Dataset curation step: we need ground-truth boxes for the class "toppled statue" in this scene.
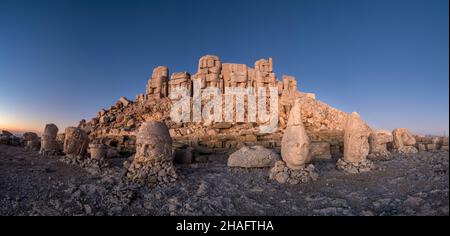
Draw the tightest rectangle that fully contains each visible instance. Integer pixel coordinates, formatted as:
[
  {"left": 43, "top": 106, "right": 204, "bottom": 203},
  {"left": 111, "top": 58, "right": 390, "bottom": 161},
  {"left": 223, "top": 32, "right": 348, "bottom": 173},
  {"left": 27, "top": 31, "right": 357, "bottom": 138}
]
[
  {"left": 63, "top": 127, "right": 89, "bottom": 159},
  {"left": 271, "top": 99, "right": 318, "bottom": 184},
  {"left": 367, "top": 129, "right": 393, "bottom": 160},
  {"left": 392, "top": 128, "right": 418, "bottom": 155},
  {"left": 126, "top": 121, "right": 177, "bottom": 186},
  {"left": 336, "top": 112, "right": 375, "bottom": 173},
  {"left": 40, "top": 124, "right": 59, "bottom": 155}
]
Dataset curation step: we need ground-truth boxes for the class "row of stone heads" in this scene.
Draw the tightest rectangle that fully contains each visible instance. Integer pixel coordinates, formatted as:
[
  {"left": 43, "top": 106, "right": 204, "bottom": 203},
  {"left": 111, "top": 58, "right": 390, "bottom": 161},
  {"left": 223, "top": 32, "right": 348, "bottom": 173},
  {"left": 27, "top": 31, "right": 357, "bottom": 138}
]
[{"left": 7, "top": 124, "right": 107, "bottom": 160}]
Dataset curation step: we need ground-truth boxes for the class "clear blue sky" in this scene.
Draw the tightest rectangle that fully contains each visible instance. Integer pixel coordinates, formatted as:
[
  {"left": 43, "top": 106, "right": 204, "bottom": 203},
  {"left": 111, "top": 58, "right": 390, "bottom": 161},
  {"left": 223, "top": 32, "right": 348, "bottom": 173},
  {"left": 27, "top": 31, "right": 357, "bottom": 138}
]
[{"left": 0, "top": 0, "right": 448, "bottom": 135}]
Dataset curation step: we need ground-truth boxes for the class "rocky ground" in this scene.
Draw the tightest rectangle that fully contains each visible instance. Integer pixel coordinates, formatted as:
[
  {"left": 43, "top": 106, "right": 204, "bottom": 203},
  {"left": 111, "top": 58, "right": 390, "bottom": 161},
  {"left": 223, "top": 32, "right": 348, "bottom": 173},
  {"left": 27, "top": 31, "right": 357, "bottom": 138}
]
[{"left": 0, "top": 144, "right": 448, "bottom": 216}]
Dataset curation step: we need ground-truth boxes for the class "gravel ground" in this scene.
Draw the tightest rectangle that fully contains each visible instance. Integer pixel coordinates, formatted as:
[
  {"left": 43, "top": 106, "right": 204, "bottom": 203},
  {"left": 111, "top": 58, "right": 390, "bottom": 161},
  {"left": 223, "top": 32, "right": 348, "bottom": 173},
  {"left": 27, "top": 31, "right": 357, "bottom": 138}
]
[{"left": 0, "top": 144, "right": 448, "bottom": 216}]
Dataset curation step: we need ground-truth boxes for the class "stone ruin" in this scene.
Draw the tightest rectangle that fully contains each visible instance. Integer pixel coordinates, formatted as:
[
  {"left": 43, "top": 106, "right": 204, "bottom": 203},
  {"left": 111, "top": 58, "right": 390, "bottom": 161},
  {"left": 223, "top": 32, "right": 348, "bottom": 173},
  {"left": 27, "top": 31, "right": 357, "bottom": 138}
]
[
  {"left": 2, "top": 55, "right": 448, "bottom": 186},
  {"left": 81, "top": 55, "right": 347, "bottom": 161}
]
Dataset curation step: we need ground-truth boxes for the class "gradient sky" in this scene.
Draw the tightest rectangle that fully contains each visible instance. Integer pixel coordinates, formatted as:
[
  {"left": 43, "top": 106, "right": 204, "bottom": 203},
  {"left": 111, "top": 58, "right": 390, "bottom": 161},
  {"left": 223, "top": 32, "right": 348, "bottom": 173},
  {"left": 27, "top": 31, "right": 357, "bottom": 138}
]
[{"left": 0, "top": 0, "right": 448, "bottom": 135}]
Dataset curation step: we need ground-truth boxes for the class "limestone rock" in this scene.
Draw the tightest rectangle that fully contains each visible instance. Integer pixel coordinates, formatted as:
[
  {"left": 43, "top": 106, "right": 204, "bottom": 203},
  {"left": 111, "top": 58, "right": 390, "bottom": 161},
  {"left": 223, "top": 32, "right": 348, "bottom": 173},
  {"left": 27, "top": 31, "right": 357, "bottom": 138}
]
[
  {"left": 397, "top": 146, "right": 418, "bottom": 155},
  {"left": 393, "top": 128, "right": 417, "bottom": 150},
  {"left": 343, "top": 112, "right": 371, "bottom": 163},
  {"left": 310, "top": 142, "right": 332, "bottom": 160},
  {"left": 40, "top": 124, "right": 59, "bottom": 155},
  {"left": 368, "top": 129, "right": 393, "bottom": 160},
  {"left": 64, "top": 127, "right": 89, "bottom": 158},
  {"left": 336, "top": 158, "right": 375, "bottom": 174},
  {"left": 281, "top": 99, "right": 311, "bottom": 169},
  {"left": 269, "top": 160, "right": 318, "bottom": 184},
  {"left": 227, "top": 145, "right": 280, "bottom": 168}
]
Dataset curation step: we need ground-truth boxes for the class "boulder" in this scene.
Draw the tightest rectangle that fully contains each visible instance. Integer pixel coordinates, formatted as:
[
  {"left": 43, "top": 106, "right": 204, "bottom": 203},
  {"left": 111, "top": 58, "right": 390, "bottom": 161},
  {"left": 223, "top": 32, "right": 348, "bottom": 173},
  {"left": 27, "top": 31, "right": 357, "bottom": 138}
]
[
  {"left": 392, "top": 128, "right": 416, "bottom": 148},
  {"left": 227, "top": 145, "right": 280, "bottom": 168}
]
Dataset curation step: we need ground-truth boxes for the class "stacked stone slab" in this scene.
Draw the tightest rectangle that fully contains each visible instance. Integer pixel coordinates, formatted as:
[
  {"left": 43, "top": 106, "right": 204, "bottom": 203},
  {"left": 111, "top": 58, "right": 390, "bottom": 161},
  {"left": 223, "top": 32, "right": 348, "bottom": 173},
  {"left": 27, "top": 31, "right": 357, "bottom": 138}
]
[
  {"left": 146, "top": 66, "right": 169, "bottom": 99},
  {"left": 40, "top": 124, "right": 59, "bottom": 155},
  {"left": 126, "top": 121, "right": 177, "bottom": 186},
  {"left": 336, "top": 112, "right": 375, "bottom": 173}
]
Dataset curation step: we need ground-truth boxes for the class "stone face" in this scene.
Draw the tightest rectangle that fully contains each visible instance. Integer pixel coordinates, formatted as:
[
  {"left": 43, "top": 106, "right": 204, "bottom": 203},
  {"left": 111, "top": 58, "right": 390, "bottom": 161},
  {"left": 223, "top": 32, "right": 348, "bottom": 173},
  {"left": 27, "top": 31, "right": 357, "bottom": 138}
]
[
  {"left": 64, "top": 127, "right": 89, "bottom": 158},
  {"left": 336, "top": 158, "right": 375, "bottom": 174},
  {"left": 310, "top": 142, "right": 332, "bottom": 160},
  {"left": 227, "top": 146, "right": 280, "bottom": 168},
  {"left": 126, "top": 121, "right": 177, "bottom": 186},
  {"left": 134, "top": 121, "right": 172, "bottom": 163},
  {"left": 343, "top": 112, "right": 371, "bottom": 163},
  {"left": 22, "top": 132, "right": 40, "bottom": 151},
  {"left": 281, "top": 99, "right": 311, "bottom": 169},
  {"left": 368, "top": 129, "right": 393, "bottom": 160},
  {"left": 40, "top": 124, "right": 59, "bottom": 155}
]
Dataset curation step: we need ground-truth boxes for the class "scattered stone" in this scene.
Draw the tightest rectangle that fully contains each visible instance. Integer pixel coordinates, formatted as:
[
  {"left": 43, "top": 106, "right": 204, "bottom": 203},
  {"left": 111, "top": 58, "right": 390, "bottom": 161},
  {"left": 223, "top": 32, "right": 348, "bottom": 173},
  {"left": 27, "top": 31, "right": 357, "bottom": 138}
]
[
  {"left": 269, "top": 160, "right": 318, "bottom": 184},
  {"left": 227, "top": 145, "right": 279, "bottom": 168},
  {"left": 336, "top": 158, "right": 375, "bottom": 174}
]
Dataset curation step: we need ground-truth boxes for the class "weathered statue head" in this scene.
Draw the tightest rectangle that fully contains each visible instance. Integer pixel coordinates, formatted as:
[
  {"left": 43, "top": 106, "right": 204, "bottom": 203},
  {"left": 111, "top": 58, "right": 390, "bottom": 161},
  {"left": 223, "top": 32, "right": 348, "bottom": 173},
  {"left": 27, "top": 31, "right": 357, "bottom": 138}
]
[
  {"left": 135, "top": 121, "right": 173, "bottom": 163},
  {"left": 64, "top": 127, "right": 89, "bottom": 157}
]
